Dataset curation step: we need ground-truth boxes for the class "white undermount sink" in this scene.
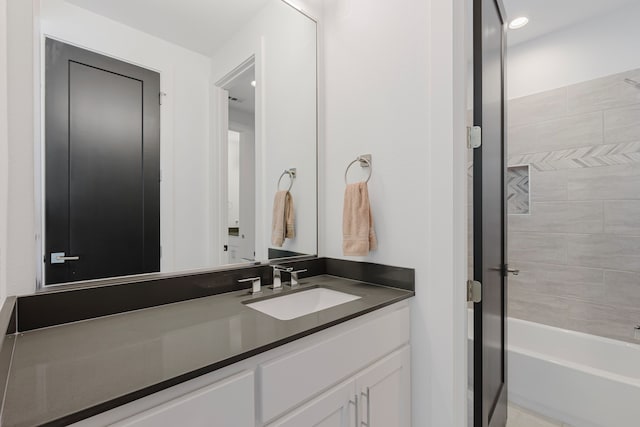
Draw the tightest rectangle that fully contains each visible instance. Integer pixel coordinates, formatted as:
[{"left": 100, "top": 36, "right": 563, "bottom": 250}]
[{"left": 245, "top": 288, "right": 361, "bottom": 320}]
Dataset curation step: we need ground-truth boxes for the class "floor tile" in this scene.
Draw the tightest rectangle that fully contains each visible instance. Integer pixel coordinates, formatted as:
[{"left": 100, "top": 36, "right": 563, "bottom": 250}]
[{"left": 507, "top": 404, "right": 564, "bottom": 427}]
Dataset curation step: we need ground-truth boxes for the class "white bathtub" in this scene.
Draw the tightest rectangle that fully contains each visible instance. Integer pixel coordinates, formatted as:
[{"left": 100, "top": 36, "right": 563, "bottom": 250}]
[{"left": 507, "top": 318, "right": 640, "bottom": 427}]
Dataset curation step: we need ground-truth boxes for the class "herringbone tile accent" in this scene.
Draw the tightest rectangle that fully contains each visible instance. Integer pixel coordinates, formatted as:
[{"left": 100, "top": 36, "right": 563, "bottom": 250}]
[
  {"left": 508, "top": 165, "right": 530, "bottom": 214},
  {"left": 509, "top": 141, "right": 640, "bottom": 171}
]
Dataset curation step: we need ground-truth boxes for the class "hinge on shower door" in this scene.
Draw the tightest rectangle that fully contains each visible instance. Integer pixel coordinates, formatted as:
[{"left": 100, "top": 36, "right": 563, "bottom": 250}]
[
  {"left": 467, "top": 280, "right": 482, "bottom": 303},
  {"left": 467, "top": 126, "right": 482, "bottom": 149}
]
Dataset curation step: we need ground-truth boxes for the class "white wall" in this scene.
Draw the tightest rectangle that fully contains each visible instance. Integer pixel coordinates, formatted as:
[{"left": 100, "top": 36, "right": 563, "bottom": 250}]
[
  {"left": 322, "top": 0, "right": 468, "bottom": 425},
  {"left": 211, "top": 0, "right": 318, "bottom": 259},
  {"left": 5, "top": 0, "right": 37, "bottom": 297},
  {"left": 38, "top": 0, "right": 214, "bottom": 276},
  {"left": 0, "top": 0, "right": 9, "bottom": 306},
  {"left": 508, "top": 1, "right": 640, "bottom": 99}
]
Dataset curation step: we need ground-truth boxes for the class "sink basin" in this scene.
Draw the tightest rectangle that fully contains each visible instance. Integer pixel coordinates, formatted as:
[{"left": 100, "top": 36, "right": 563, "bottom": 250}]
[{"left": 245, "top": 288, "right": 361, "bottom": 320}]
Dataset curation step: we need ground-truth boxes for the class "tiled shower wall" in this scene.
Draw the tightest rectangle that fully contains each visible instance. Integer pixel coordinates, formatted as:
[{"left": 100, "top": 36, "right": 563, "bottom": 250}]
[{"left": 507, "top": 68, "right": 640, "bottom": 343}]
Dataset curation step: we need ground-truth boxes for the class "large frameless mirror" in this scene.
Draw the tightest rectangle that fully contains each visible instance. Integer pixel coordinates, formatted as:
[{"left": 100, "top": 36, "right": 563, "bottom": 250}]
[{"left": 38, "top": 0, "right": 317, "bottom": 286}]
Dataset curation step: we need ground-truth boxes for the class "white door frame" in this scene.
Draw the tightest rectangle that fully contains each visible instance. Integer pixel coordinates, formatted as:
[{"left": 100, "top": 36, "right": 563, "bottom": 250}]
[
  {"left": 212, "top": 56, "right": 257, "bottom": 267},
  {"left": 228, "top": 122, "right": 256, "bottom": 263}
]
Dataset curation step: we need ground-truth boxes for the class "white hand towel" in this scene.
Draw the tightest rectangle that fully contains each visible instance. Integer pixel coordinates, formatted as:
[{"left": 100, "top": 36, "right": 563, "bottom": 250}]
[
  {"left": 271, "top": 190, "right": 295, "bottom": 247},
  {"left": 343, "top": 182, "right": 377, "bottom": 256}
]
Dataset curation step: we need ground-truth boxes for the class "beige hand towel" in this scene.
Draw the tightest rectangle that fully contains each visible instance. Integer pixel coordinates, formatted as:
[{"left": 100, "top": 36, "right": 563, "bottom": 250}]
[
  {"left": 271, "top": 190, "right": 295, "bottom": 247},
  {"left": 343, "top": 182, "right": 377, "bottom": 256}
]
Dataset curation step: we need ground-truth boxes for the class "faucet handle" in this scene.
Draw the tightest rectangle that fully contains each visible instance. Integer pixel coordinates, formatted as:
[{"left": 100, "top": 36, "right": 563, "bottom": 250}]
[
  {"left": 290, "top": 269, "right": 308, "bottom": 288},
  {"left": 239, "top": 277, "right": 262, "bottom": 295},
  {"left": 272, "top": 264, "right": 294, "bottom": 272}
]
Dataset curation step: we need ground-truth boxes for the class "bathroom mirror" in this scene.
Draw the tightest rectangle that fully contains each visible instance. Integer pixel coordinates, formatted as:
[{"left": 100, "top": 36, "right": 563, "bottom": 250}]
[{"left": 38, "top": 0, "right": 317, "bottom": 286}]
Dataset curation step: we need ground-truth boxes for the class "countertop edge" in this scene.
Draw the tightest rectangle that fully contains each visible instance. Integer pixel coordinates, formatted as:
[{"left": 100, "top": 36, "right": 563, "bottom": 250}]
[{"left": 39, "top": 291, "right": 414, "bottom": 427}]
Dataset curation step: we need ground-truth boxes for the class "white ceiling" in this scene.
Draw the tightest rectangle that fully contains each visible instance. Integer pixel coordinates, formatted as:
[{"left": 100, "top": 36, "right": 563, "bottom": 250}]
[
  {"left": 503, "top": 0, "right": 637, "bottom": 46},
  {"left": 65, "top": 0, "right": 273, "bottom": 57},
  {"left": 226, "top": 66, "right": 256, "bottom": 115}
]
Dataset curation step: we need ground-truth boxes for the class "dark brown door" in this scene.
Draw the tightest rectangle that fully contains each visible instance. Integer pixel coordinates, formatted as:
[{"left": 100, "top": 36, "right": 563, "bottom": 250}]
[
  {"left": 45, "top": 38, "right": 160, "bottom": 285},
  {"left": 473, "top": 0, "right": 508, "bottom": 426}
]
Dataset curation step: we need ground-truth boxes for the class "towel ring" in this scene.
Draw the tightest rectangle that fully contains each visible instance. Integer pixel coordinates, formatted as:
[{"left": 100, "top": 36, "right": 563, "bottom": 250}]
[
  {"left": 277, "top": 169, "right": 296, "bottom": 192},
  {"left": 344, "top": 156, "right": 372, "bottom": 184}
]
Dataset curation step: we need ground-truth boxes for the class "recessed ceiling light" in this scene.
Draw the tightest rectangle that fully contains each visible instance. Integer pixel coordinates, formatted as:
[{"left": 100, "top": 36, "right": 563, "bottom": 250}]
[
  {"left": 509, "top": 17, "right": 529, "bottom": 30},
  {"left": 251, "top": 80, "right": 256, "bottom": 87}
]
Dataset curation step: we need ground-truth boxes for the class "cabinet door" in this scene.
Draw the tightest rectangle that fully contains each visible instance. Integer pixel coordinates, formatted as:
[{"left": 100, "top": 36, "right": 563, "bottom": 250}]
[
  {"left": 355, "top": 345, "right": 411, "bottom": 427},
  {"left": 267, "top": 379, "right": 356, "bottom": 427},
  {"left": 110, "top": 371, "right": 254, "bottom": 427},
  {"left": 260, "top": 306, "right": 410, "bottom": 422}
]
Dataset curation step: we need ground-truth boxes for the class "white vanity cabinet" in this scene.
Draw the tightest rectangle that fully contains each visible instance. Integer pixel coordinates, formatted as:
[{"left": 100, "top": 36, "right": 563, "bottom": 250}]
[
  {"left": 354, "top": 345, "right": 411, "bottom": 427},
  {"left": 73, "top": 302, "right": 410, "bottom": 427},
  {"left": 110, "top": 371, "right": 254, "bottom": 427},
  {"left": 266, "top": 379, "right": 357, "bottom": 427},
  {"left": 258, "top": 305, "right": 410, "bottom": 423},
  {"left": 267, "top": 345, "right": 411, "bottom": 427},
  {"left": 72, "top": 371, "right": 255, "bottom": 427}
]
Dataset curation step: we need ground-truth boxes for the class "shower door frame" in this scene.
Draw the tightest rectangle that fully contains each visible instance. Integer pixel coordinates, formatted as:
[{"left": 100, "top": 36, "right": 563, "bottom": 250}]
[{"left": 472, "top": 0, "right": 509, "bottom": 425}]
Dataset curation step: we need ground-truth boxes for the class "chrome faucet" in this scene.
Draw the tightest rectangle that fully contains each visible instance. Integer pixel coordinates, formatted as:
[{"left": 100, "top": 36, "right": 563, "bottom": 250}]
[
  {"left": 239, "top": 276, "right": 262, "bottom": 295},
  {"left": 290, "top": 269, "right": 307, "bottom": 288},
  {"left": 271, "top": 265, "right": 293, "bottom": 290}
]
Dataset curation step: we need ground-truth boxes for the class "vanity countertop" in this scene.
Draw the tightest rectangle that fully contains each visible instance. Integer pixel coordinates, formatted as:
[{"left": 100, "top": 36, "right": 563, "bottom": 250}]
[{"left": 2, "top": 275, "right": 413, "bottom": 427}]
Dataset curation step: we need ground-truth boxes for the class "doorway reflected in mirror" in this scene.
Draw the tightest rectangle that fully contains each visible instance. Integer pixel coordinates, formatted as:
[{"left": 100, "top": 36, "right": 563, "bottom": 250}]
[{"left": 39, "top": 0, "right": 317, "bottom": 286}]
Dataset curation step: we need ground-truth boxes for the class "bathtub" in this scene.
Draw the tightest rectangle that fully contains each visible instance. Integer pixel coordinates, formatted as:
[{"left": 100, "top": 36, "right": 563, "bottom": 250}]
[{"left": 507, "top": 318, "right": 640, "bottom": 427}]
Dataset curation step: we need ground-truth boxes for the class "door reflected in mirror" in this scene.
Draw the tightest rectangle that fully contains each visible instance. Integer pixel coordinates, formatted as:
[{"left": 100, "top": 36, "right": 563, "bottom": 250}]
[
  {"left": 224, "top": 63, "right": 256, "bottom": 265},
  {"left": 39, "top": 0, "right": 317, "bottom": 286}
]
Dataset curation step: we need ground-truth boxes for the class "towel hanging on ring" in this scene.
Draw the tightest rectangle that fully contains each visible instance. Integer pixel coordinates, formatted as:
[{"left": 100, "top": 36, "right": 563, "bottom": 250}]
[
  {"left": 343, "top": 156, "right": 376, "bottom": 256},
  {"left": 271, "top": 169, "right": 296, "bottom": 247}
]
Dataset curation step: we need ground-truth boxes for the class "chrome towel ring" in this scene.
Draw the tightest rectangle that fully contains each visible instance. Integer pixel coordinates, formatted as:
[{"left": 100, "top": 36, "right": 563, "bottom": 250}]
[
  {"left": 344, "top": 155, "right": 372, "bottom": 184},
  {"left": 277, "top": 168, "right": 297, "bottom": 192}
]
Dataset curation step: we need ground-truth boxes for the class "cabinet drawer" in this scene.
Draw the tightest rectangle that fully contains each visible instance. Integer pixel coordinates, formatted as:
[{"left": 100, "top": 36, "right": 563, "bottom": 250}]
[
  {"left": 259, "top": 306, "right": 410, "bottom": 422},
  {"left": 73, "top": 371, "right": 255, "bottom": 427},
  {"left": 266, "top": 378, "right": 356, "bottom": 427},
  {"left": 111, "top": 371, "right": 254, "bottom": 427}
]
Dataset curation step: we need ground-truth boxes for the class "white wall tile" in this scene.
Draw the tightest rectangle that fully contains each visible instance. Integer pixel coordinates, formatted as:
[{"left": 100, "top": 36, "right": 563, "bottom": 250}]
[
  {"left": 509, "top": 88, "right": 567, "bottom": 128},
  {"left": 568, "top": 164, "right": 640, "bottom": 201},
  {"left": 509, "top": 112, "right": 603, "bottom": 156},
  {"left": 509, "top": 232, "right": 568, "bottom": 264},
  {"left": 604, "top": 103, "right": 640, "bottom": 144},
  {"left": 567, "top": 234, "right": 640, "bottom": 273},
  {"left": 530, "top": 169, "right": 568, "bottom": 202},
  {"left": 566, "top": 299, "right": 640, "bottom": 343},
  {"left": 509, "top": 201, "right": 603, "bottom": 234},
  {"left": 567, "top": 69, "right": 640, "bottom": 114},
  {"left": 604, "top": 201, "right": 640, "bottom": 234}
]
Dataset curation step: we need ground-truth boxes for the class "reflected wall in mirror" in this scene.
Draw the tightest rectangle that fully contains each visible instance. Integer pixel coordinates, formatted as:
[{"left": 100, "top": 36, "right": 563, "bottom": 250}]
[{"left": 39, "top": 0, "right": 317, "bottom": 286}]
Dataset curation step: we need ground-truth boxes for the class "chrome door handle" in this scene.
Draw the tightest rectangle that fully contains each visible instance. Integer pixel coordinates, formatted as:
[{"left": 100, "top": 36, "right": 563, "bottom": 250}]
[
  {"left": 361, "top": 388, "right": 370, "bottom": 426},
  {"left": 506, "top": 268, "right": 520, "bottom": 276},
  {"left": 349, "top": 394, "right": 359, "bottom": 427},
  {"left": 50, "top": 252, "right": 80, "bottom": 264}
]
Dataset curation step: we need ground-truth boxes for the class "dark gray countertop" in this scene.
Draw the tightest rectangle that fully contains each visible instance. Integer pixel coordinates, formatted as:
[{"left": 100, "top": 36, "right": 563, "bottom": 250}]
[{"left": 2, "top": 275, "right": 413, "bottom": 427}]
